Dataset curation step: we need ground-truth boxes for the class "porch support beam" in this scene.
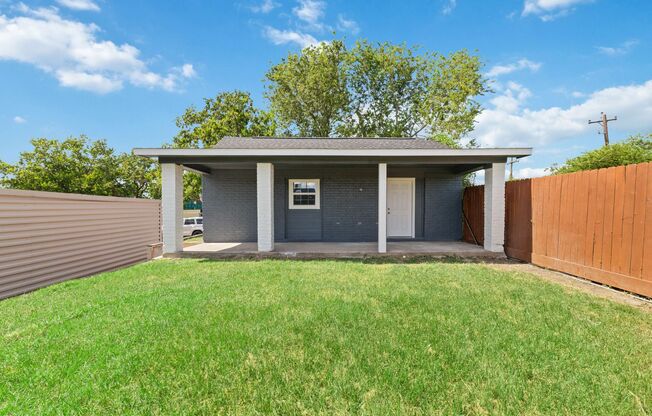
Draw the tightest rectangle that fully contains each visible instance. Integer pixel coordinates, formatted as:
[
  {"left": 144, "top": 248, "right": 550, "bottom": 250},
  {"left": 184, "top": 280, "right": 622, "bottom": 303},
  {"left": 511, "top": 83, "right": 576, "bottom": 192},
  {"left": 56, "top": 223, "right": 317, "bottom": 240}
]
[
  {"left": 378, "top": 163, "right": 387, "bottom": 253},
  {"left": 256, "top": 162, "right": 275, "bottom": 252},
  {"left": 161, "top": 163, "right": 184, "bottom": 254},
  {"left": 484, "top": 162, "right": 506, "bottom": 253}
]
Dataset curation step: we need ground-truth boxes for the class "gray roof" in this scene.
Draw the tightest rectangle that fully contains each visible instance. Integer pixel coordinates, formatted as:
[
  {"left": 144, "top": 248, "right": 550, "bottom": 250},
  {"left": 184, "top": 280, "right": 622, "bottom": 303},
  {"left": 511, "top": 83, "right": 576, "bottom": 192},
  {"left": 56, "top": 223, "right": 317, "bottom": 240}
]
[{"left": 213, "top": 136, "right": 451, "bottom": 150}]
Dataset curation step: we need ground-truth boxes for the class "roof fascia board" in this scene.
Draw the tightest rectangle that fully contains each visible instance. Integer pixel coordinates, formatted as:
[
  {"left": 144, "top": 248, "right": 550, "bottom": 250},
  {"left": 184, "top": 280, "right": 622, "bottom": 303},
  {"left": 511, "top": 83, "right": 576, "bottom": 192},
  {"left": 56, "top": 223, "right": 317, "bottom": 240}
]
[{"left": 134, "top": 147, "right": 532, "bottom": 158}]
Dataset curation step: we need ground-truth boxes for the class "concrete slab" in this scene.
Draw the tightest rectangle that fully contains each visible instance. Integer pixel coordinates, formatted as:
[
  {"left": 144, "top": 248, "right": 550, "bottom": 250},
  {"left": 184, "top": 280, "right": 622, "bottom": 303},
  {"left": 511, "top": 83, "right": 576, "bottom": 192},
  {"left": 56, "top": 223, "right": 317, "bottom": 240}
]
[{"left": 174, "top": 241, "right": 501, "bottom": 259}]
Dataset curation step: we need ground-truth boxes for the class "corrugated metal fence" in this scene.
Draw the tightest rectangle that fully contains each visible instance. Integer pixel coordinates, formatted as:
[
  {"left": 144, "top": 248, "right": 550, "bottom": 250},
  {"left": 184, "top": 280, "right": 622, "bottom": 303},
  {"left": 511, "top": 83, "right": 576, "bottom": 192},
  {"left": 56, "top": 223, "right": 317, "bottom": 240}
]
[
  {"left": 0, "top": 189, "right": 161, "bottom": 299},
  {"left": 463, "top": 162, "right": 652, "bottom": 298}
]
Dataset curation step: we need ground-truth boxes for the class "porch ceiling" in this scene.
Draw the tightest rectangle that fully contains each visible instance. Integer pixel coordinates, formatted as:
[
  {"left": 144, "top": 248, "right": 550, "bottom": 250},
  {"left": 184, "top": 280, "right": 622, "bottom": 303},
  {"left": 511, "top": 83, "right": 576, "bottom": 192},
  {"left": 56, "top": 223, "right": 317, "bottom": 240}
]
[{"left": 167, "top": 157, "right": 505, "bottom": 175}]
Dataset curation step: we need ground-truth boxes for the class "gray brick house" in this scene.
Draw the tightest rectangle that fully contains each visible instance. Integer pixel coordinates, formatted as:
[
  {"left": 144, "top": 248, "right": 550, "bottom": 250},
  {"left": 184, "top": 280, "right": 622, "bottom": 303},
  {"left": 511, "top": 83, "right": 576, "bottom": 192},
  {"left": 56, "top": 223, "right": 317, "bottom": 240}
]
[{"left": 135, "top": 137, "right": 531, "bottom": 254}]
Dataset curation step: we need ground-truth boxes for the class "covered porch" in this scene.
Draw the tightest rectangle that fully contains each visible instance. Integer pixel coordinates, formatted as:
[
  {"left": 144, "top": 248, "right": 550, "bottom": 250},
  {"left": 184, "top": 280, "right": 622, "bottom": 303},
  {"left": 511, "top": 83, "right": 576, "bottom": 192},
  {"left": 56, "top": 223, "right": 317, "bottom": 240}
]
[
  {"left": 178, "top": 240, "right": 501, "bottom": 259},
  {"left": 134, "top": 138, "right": 532, "bottom": 256}
]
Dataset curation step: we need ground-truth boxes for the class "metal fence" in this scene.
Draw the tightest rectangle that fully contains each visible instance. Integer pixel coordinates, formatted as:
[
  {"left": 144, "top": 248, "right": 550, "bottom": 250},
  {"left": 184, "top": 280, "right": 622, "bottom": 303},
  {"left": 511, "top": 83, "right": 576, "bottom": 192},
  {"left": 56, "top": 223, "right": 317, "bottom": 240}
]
[{"left": 0, "top": 189, "right": 161, "bottom": 299}]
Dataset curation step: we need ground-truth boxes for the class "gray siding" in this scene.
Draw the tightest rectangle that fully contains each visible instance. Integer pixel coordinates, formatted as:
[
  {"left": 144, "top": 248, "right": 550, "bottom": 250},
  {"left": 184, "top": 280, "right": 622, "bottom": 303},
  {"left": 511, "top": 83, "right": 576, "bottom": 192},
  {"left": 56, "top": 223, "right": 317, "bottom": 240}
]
[{"left": 202, "top": 166, "right": 462, "bottom": 243}]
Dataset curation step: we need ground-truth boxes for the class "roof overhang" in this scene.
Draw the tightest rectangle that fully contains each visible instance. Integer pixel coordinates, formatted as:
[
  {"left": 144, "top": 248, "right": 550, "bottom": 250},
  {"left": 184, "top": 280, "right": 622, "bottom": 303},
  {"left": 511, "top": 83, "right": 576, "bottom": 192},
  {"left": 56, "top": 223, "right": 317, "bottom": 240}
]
[
  {"left": 133, "top": 147, "right": 532, "bottom": 175},
  {"left": 134, "top": 147, "right": 532, "bottom": 158}
]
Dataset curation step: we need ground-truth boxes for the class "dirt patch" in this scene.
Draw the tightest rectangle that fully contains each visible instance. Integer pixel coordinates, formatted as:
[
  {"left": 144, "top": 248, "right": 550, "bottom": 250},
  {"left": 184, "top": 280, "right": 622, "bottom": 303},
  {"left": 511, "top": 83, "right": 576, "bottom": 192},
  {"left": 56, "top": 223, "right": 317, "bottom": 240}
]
[{"left": 486, "top": 262, "right": 652, "bottom": 312}]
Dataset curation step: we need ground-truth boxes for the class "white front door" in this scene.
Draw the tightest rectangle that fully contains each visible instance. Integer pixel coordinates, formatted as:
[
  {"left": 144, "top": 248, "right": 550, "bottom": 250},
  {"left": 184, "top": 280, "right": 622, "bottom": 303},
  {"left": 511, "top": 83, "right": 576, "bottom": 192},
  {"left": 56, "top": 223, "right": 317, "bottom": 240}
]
[{"left": 387, "top": 178, "right": 415, "bottom": 238}]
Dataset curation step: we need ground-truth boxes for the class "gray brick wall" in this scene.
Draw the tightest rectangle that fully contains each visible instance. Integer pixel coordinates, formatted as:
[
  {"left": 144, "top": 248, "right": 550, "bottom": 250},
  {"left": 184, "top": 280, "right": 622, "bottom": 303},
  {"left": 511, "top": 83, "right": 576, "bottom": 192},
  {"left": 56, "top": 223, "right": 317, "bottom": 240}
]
[
  {"left": 202, "top": 169, "right": 257, "bottom": 242},
  {"left": 424, "top": 173, "right": 463, "bottom": 241},
  {"left": 202, "top": 165, "right": 463, "bottom": 242}
]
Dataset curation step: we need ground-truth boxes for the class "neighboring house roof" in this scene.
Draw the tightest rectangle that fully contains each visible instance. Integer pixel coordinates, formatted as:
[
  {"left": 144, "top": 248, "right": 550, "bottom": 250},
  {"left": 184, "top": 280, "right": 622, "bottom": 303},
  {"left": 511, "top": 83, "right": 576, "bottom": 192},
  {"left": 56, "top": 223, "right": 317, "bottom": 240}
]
[{"left": 213, "top": 136, "right": 451, "bottom": 150}]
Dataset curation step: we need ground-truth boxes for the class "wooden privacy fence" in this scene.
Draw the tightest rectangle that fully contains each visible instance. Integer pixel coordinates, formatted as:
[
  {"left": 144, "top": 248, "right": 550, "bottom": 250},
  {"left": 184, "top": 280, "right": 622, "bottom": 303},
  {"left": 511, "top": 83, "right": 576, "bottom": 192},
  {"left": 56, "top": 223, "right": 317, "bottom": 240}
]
[
  {"left": 0, "top": 189, "right": 161, "bottom": 299},
  {"left": 463, "top": 180, "right": 533, "bottom": 261},
  {"left": 463, "top": 162, "right": 652, "bottom": 298}
]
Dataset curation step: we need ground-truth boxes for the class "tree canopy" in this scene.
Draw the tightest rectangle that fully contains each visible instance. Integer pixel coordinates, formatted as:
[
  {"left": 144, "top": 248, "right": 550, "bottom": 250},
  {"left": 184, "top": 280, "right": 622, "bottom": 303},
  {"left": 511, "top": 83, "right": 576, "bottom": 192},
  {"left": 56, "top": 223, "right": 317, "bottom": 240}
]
[
  {"left": 172, "top": 90, "right": 276, "bottom": 148},
  {"left": 551, "top": 134, "right": 652, "bottom": 174},
  {"left": 264, "top": 39, "right": 488, "bottom": 143},
  {"left": 0, "top": 136, "right": 160, "bottom": 198}
]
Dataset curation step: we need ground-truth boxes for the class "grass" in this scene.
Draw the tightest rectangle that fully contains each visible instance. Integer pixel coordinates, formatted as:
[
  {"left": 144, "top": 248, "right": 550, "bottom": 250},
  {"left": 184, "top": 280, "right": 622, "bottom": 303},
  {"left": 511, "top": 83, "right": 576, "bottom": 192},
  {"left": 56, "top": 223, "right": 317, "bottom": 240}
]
[{"left": 1, "top": 259, "right": 651, "bottom": 415}]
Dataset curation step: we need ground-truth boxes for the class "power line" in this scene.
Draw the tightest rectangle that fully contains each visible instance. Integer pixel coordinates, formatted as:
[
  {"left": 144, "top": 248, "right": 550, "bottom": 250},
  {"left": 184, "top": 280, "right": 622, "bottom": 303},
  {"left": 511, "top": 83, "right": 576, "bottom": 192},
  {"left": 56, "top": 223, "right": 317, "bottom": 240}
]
[
  {"left": 507, "top": 157, "right": 519, "bottom": 181},
  {"left": 588, "top": 112, "right": 617, "bottom": 146}
]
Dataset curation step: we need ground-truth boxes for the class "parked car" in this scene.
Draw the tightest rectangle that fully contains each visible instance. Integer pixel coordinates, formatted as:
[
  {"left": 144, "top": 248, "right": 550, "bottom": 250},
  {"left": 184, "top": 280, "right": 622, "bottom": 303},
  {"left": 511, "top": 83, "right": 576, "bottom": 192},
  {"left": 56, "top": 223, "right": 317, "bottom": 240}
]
[{"left": 183, "top": 217, "right": 203, "bottom": 237}]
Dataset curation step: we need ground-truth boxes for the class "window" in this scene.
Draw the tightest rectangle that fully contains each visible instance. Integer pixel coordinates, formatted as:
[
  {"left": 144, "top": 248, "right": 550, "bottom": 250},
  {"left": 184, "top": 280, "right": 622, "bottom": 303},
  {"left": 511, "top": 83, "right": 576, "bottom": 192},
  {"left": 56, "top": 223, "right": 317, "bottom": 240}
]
[
  {"left": 184, "top": 219, "right": 195, "bottom": 225},
  {"left": 289, "top": 179, "right": 320, "bottom": 209},
  {"left": 196, "top": 218, "right": 203, "bottom": 225}
]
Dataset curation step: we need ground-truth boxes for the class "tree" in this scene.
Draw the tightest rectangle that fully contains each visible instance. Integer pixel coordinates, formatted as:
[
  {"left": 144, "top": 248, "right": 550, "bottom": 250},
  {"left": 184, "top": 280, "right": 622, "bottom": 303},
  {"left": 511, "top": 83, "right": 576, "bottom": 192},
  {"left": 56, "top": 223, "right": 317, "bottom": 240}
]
[
  {"left": 173, "top": 90, "right": 276, "bottom": 148},
  {"left": 264, "top": 39, "right": 488, "bottom": 143},
  {"left": 172, "top": 90, "right": 276, "bottom": 201},
  {"left": 342, "top": 43, "right": 487, "bottom": 141},
  {"left": 265, "top": 40, "right": 349, "bottom": 137},
  {"left": 550, "top": 134, "right": 652, "bottom": 174},
  {"left": 0, "top": 136, "right": 160, "bottom": 198},
  {"left": 117, "top": 153, "right": 161, "bottom": 199}
]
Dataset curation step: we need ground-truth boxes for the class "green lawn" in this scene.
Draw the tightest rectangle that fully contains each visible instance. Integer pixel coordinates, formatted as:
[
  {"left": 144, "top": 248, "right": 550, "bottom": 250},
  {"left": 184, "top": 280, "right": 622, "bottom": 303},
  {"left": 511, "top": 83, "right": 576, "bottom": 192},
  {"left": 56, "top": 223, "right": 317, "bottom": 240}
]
[{"left": 1, "top": 260, "right": 651, "bottom": 415}]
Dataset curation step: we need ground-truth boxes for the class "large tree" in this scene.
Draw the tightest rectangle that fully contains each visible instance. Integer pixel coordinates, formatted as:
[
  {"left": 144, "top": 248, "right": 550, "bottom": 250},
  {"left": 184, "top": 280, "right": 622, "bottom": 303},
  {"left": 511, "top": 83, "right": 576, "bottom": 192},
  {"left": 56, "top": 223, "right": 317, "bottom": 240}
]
[
  {"left": 265, "top": 40, "right": 349, "bottom": 137},
  {"left": 264, "top": 40, "right": 488, "bottom": 144},
  {"left": 173, "top": 90, "right": 276, "bottom": 148},
  {"left": 0, "top": 136, "right": 159, "bottom": 198}
]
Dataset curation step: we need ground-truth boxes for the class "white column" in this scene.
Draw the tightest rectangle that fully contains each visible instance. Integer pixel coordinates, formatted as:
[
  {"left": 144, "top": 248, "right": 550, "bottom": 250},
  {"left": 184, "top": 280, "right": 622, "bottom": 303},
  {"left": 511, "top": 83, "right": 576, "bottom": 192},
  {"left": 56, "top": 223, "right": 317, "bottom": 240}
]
[
  {"left": 161, "top": 163, "right": 184, "bottom": 254},
  {"left": 378, "top": 163, "right": 387, "bottom": 253},
  {"left": 484, "top": 162, "right": 506, "bottom": 253},
  {"left": 257, "top": 163, "right": 274, "bottom": 252}
]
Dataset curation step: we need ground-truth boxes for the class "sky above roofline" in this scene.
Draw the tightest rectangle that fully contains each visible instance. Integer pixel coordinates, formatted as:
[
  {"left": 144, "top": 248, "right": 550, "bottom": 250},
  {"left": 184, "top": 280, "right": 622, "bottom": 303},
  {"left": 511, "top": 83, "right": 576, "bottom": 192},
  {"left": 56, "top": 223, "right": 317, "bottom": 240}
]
[{"left": 1, "top": 0, "right": 651, "bottom": 180}]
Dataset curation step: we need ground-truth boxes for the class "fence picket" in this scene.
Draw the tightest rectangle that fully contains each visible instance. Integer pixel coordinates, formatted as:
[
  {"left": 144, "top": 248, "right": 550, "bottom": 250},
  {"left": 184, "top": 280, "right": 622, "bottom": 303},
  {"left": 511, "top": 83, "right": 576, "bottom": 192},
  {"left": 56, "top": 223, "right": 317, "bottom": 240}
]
[{"left": 462, "top": 161, "right": 652, "bottom": 297}]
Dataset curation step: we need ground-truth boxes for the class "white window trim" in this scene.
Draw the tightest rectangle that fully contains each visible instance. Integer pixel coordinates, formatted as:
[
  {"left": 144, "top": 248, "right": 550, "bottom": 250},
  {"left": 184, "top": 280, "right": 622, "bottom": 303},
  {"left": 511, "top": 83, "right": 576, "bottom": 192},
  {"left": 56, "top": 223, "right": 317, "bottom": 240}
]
[{"left": 288, "top": 179, "right": 320, "bottom": 209}]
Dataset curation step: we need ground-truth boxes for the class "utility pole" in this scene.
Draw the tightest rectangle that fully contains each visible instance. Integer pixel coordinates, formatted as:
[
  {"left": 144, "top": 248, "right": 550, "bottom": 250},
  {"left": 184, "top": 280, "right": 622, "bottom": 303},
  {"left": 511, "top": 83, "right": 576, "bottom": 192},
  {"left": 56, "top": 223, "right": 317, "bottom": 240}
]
[
  {"left": 507, "top": 157, "right": 519, "bottom": 181},
  {"left": 588, "top": 112, "right": 617, "bottom": 146}
]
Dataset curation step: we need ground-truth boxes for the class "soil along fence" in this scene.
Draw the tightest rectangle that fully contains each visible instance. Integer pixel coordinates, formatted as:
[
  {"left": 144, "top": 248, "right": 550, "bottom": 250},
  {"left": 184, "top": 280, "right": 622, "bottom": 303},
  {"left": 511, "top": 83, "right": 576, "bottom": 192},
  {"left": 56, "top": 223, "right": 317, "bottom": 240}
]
[
  {"left": 0, "top": 189, "right": 161, "bottom": 299},
  {"left": 463, "top": 162, "right": 652, "bottom": 298}
]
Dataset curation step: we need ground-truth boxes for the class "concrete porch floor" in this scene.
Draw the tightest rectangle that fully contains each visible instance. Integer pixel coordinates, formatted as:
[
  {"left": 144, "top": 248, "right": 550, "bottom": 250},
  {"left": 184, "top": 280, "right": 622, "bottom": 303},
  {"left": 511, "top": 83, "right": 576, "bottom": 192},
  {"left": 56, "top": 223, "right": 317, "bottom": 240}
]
[{"left": 174, "top": 241, "right": 502, "bottom": 259}]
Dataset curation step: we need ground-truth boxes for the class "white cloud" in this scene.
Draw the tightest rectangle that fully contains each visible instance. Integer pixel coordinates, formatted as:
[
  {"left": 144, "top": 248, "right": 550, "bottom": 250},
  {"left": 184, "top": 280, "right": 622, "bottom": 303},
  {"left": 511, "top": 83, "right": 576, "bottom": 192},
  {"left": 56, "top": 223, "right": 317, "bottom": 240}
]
[
  {"left": 597, "top": 39, "right": 639, "bottom": 56},
  {"left": 486, "top": 59, "right": 541, "bottom": 78},
  {"left": 336, "top": 14, "right": 359, "bottom": 34},
  {"left": 13, "top": 115, "right": 26, "bottom": 123},
  {"left": 442, "top": 0, "right": 457, "bottom": 15},
  {"left": 180, "top": 63, "right": 196, "bottom": 78},
  {"left": 0, "top": 5, "right": 194, "bottom": 93},
  {"left": 250, "top": 0, "right": 279, "bottom": 13},
  {"left": 263, "top": 26, "right": 319, "bottom": 48},
  {"left": 55, "top": 0, "right": 100, "bottom": 12},
  {"left": 472, "top": 79, "right": 652, "bottom": 148},
  {"left": 522, "top": 0, "right": 593, "bottom": 21},
  {"left": 293, "top": 0, "right": 325, "bottom": 25},
  {"left": 489, "top": 81, "right": 532, "bottom": 113},
  {"left": 514, "top": 167, "right": 549, "bottom": 179},
  {"left": 56, "top": 69, "right": 122, "bottom": 93}
]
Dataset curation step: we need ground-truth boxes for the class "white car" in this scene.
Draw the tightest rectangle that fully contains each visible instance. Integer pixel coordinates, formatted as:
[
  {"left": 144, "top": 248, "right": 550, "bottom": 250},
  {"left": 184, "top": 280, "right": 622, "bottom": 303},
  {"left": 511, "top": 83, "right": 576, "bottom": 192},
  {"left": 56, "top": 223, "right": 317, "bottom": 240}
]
[{"left": 183, "top": 217, "right": 203, "bottom": 237}]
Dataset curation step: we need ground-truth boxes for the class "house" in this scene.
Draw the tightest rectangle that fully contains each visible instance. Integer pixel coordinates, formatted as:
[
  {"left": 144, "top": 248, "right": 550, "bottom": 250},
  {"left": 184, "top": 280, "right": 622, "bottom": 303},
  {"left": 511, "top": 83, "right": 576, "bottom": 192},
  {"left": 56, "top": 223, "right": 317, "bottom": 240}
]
[{"left": 134, "top": 137, "right": 531, "bottom": 255}]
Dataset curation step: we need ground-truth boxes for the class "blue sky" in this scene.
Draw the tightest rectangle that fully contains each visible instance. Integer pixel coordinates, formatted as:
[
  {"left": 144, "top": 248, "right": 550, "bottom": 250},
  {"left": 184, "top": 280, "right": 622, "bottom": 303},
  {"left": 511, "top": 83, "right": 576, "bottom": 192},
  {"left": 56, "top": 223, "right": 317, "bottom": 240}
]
[{"left": 1, "top": 0, "right": 651, "bottom": 178}]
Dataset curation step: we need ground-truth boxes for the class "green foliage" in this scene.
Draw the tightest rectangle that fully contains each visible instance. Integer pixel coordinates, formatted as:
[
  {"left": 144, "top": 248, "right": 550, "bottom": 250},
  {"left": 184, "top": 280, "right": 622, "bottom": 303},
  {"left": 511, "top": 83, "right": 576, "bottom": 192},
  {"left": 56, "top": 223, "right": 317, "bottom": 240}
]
[
  {"left": 2, "top": 259, "right": 652, "bottom": 414},
  {"left": 173, "top": 90, "right": 276, "bottom": 148},
  {"left": 551, "top": 134, "right": 652, "bottom": 174},
  {"left": 265, "top": 40, "right": 350, "bottom": 137},
  {"left": 172, "top": 90, "right": 277, "bottom": 200},
  {"left": 341, "top": 43, "right": 488, "bottom": 142},
  {"left": 264, "top": 39, "right": 488, "bottom": 144},
  {"left": 0, "top": 136, "right": 160, "bottom": 198}
]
